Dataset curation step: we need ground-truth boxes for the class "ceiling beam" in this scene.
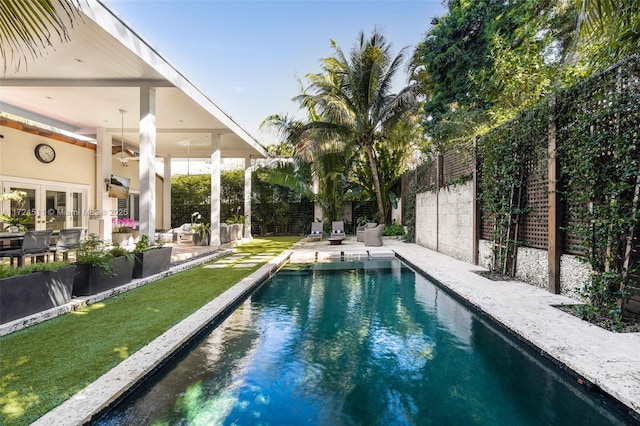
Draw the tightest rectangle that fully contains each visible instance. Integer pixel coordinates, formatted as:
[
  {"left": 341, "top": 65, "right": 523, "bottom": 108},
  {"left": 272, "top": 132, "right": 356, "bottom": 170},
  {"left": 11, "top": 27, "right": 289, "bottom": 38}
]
[{"left": 0, "top": 79, "right": 174, "bottom": 88}]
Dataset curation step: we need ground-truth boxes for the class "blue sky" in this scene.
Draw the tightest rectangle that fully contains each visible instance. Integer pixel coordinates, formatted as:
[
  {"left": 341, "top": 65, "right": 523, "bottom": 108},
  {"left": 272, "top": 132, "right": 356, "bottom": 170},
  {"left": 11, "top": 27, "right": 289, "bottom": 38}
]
[{"left": 102, "top": 0, "right": 446, "bottom": 147}]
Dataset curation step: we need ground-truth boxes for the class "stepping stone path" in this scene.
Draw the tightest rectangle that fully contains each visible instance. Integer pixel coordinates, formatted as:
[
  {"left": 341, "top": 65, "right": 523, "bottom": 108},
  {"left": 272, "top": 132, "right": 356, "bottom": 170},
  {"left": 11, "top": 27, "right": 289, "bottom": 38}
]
[{"left": 202, "top": 251, "right": 276, "bottom": 269}]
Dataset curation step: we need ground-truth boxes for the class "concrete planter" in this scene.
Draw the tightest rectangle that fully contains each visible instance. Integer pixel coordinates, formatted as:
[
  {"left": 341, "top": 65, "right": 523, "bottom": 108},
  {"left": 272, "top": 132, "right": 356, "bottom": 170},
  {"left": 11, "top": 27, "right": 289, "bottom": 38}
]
[
  {"left": 111, "top": 233, "right": 132, "bottom": 246},
  {"left": 0, "top": 265, "right": 76, "bottom": 324},
  {"left": 133, "top": 246, "right": 172, "bottom": 278},
  {"left": 73, "top": 256, "right": 134, "bottom": 296},
  {"left": 193, "top": 233, "right": 210, "bottom": 246}
]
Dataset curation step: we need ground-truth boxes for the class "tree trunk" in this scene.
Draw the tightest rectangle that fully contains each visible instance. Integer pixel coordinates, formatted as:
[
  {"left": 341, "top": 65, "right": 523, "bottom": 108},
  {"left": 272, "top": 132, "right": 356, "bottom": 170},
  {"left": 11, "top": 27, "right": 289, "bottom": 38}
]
[{"left": 365, "top": 141, "right": 386, "bottom": 223}]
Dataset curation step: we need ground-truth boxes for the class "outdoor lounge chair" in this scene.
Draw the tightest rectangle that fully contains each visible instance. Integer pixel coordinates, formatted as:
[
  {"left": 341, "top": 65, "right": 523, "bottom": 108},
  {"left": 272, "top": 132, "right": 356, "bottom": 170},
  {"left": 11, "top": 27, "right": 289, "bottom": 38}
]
[
  {"left": 0, "top": 230, "right": 53, "bottom": 267},
  {"left": 364, "top": 224, "right": 385, "bottom": 247},
  {"left": 308, "top": 222, "right": 324, "bottom": 241},
  {"left": 173, "top": 223, "right": 196, "bottom": 244},
  {"left": 50, "top": 228, "right": 83, "bottom": 261},
  {"left": 356, "top": 222, "right": 377, "bottom": 242},
  {"left": 331, "top": 221, "right": 346, "bottom": 240}
]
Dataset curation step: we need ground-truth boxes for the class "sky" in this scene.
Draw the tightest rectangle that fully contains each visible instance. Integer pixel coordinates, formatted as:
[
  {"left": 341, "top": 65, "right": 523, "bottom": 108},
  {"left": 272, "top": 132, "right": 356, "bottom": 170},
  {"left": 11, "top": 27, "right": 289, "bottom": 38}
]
[{"left": 102, "top": 0, "right": 447, "bottom": 149}]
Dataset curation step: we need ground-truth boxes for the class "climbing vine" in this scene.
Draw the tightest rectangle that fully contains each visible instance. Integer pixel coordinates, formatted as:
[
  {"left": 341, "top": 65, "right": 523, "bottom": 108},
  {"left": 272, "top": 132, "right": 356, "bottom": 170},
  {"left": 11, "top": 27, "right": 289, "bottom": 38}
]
[
  {"left": 557, "top": 56, "right": 640, "bottom": 323},
  {"left": 477, "top": 103, "right": 548, "bottom": 275}
]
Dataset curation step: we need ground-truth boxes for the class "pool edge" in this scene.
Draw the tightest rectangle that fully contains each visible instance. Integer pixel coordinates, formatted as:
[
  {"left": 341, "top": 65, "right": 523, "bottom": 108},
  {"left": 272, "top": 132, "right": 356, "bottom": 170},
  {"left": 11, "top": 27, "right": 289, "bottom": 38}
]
[{"left": 31, "top": 250, "right": 293, "bottom": 426}]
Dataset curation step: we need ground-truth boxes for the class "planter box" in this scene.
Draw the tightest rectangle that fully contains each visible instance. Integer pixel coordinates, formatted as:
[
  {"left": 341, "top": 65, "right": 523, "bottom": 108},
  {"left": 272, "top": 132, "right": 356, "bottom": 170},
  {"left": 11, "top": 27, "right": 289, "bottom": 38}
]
[
  {"left": 0, "top": 265, "right": 76, "bottom": 324},
  {"left": 230, "top": 224, "right": 243, "bottom": 241},
  {"left": 112, "top": 232, "right": 132, "bottom": 246},
  {"left": 73, "top": 256, "right": 134, "bottom": 296},
  {"left": 193, "top": 233, "right": 210, "bottom": 246},
  {"left": 133, "top": 246, "right": 172, "bottom": 278}
]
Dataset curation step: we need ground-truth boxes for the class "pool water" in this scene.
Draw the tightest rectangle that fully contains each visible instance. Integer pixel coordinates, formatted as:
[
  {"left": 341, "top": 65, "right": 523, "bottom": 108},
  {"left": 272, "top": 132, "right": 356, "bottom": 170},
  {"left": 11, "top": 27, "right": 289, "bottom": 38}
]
[{"left": 96, "top": 259, "right": 626, "bottom": 425}]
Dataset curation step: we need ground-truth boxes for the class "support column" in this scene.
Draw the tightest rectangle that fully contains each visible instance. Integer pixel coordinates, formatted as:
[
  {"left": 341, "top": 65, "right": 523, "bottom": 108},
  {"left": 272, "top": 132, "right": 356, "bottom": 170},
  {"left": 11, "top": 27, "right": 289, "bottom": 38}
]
[
  {"left": 139, "top": 85, "right": 157, "bottom": 240},
  {"left": 209, "top": 134, "right": 221, "bottom": 248},
  {"left": 163, "top": 155, "right": 172, "bottom": 231},
  {"left": 244, "top": 155, "right": 252, "bottom": 239},
  {"left": 94, "top": 127, "right": 113, "bottom": 240}
]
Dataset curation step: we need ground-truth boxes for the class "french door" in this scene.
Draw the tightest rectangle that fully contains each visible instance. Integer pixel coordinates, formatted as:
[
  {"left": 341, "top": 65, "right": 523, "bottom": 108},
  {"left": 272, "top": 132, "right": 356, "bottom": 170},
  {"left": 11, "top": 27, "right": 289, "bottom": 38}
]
[{"left": 2, "top": 180, "right": 88, "bottom": 231}]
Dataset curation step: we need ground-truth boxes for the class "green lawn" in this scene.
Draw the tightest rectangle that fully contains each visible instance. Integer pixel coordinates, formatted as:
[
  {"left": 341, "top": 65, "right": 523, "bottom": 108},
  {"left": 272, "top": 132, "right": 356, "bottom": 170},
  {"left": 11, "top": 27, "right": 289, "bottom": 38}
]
[{"left": 0, "top": 236, "right": 300, "bottom": 426}]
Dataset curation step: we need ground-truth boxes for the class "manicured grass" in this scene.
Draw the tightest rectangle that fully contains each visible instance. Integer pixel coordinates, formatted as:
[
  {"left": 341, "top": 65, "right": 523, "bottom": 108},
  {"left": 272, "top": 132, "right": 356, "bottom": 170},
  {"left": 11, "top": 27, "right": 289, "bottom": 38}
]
[{"left": 0, "top": 237, "right": 300, "bottom": 426}]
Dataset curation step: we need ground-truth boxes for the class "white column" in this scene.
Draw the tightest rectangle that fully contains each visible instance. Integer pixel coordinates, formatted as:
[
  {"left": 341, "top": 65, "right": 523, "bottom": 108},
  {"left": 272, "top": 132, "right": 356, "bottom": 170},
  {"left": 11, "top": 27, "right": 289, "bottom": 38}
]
[
  {"left": 244, "top": 155, "right": 252, "bottom": 239},
  {"left": 94, "top": 127, "right": 113, "bottom": 240},
  {"left": 209, "top": 133, "right": 221, "bottom": 248},
  {"left": 163, "top": 155, "right": 172, "bottom": 231},
  {"left": 139, "top": 85, "right": 157, "bottom": 239}
]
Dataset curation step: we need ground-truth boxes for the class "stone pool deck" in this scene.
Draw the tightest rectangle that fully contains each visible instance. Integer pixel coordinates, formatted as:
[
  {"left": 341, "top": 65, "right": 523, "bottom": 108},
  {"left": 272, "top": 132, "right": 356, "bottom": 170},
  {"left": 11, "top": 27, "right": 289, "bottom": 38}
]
[{"left": 33, "top": 238, "right": 640, "bottom": 424}]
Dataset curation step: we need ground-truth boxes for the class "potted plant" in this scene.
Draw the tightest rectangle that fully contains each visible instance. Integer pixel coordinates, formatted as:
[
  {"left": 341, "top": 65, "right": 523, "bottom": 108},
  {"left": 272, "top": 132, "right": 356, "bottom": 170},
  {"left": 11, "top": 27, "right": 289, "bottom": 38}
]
[
  {"left": 0, "top": 190, "right": 31, "bottom": 232},
  {"left": 111, "top": 217, "right": 135, "bottom": 245},
  {"left": 132, "top": 234, "right": 173, "bottom": 278},
  {"left": 0, "top": 261, "right": 76, "bottom": 324},
  {"left": 225, "top": 206, "right": 245, "bottom": 242},
  {"left": 72, "top": 234, "right": 134, "bottom": 296},
  {"left": 192, "top": 222, "right": 211, "bottom": 246}
]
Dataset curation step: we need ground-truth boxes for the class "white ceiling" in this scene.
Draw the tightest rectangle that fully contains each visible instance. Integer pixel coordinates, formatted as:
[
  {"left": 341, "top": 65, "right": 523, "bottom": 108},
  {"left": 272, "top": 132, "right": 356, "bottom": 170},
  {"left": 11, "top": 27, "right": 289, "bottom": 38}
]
[{"left": 0, "top": 0, "right": 268, "bottom": 160}]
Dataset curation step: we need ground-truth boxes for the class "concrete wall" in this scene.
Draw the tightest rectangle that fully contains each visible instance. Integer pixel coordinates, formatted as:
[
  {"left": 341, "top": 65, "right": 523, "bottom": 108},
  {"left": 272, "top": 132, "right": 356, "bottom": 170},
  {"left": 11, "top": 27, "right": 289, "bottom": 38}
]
[{"left": 415, "top": 181, "right": 474, "bottom": 263}]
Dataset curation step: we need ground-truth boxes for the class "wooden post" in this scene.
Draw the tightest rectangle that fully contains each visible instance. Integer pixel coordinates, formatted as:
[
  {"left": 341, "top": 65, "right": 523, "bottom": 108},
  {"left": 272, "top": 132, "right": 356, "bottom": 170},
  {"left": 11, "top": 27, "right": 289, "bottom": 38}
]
[
  {"left": 436, "top": 153, "right": 444, "bottom": 252},
  {"left": 472, "top": 139, "right": 480, "bottom": 265},
  {"left": 548, "top": 97, "right": 561, "bottom": 294}
]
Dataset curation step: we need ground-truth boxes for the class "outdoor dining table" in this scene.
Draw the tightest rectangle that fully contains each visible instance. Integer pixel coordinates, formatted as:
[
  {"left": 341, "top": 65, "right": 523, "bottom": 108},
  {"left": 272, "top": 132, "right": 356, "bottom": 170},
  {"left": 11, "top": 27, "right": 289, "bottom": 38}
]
[{"left": 0, "top": 231, "right": 60, "bottom": 251}]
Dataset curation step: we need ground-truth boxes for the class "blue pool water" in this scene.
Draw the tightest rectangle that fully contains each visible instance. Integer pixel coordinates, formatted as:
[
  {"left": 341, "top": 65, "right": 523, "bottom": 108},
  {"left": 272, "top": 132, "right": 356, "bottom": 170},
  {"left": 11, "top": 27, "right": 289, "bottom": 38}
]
[{"left": 97, "top": 259, "right": 627, "bottom": 425}]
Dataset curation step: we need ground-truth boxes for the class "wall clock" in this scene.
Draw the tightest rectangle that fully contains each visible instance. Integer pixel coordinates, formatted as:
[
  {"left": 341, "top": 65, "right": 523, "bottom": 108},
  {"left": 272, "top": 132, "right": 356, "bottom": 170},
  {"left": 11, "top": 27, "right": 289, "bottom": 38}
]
[{"left": 34, "top": 143, "right": 56, "bottom": 163}]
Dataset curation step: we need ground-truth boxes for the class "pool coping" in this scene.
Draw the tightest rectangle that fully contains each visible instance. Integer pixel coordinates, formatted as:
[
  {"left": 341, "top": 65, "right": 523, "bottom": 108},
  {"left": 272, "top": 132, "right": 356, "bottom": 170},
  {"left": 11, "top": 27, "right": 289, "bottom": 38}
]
[{"left": 32, "top": 240, "right": 640, "bottom": 424}]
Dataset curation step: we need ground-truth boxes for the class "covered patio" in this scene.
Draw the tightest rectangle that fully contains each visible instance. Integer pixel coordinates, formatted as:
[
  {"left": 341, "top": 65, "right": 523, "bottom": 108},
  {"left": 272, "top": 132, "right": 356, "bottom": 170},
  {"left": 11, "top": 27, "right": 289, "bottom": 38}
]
[{"left": 0, "top": 1, "right": 268, "bottom": 247}]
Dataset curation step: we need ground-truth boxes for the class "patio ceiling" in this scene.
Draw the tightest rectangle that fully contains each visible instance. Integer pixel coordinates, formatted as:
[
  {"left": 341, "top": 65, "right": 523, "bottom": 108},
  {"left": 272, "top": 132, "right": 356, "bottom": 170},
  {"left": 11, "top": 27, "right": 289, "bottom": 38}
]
[{"left": 0, "top": 1, "right": 268, "bottom": 160}]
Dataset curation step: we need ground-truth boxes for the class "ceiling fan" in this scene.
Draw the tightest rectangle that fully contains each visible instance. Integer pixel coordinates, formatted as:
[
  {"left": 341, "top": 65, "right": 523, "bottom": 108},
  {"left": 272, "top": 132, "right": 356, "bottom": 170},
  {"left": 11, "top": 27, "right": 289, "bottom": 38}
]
[{"left": 115, "top": 109, "right": 140, "bottom": 166}]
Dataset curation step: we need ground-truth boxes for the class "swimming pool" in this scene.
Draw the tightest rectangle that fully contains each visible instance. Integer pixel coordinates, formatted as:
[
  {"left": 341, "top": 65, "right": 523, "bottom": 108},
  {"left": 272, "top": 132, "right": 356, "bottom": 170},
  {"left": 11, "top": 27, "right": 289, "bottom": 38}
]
[{"left": 95, "top": 259, "right": 627, "bottom": 425}]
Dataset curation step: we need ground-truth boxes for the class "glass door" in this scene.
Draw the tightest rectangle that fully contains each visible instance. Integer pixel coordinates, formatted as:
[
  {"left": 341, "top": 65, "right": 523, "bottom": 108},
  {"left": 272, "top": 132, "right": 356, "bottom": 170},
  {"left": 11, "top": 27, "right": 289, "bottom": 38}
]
[
  {"left": 3, "top": 181, "right": 88, "bottom": 230},
  {"left": 3, "top": 183, "right": 38, "bottom": 230},
  {"left": 43, "top": 187, "right": 69, "bottom": 231}
]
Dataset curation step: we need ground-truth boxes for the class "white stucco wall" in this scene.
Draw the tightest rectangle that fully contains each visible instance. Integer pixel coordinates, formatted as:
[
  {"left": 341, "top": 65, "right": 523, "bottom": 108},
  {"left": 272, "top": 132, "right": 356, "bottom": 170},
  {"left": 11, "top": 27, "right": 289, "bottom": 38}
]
[
  {"left": 415, "top": 190, "right": 437, "bottom": 250},
  {"left": 415, "top": 181, "right": 474, "bottom": 263},
  {"left": 0, "top": 125, "right": 164, "bottom": 229}
]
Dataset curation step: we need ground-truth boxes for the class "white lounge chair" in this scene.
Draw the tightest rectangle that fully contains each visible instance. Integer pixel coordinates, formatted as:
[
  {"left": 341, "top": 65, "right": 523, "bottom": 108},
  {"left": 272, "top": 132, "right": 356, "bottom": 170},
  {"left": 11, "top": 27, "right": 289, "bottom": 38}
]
[
  {"left": 331, "top": 221, "right": 346, "bottom": 240},
  {"left": 308, "top": 222, "right": 324, "bottom": 241}
]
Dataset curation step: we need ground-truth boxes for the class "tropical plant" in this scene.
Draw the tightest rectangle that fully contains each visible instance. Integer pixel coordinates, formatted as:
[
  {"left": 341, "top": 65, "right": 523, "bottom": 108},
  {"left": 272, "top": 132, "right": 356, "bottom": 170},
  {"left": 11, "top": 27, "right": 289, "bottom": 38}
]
[
  {"left": 191, "top": 222, "right": 211, "bottom": 238},
  {"left": 0, "top": 0, "right": 82, "bottom": 73},
  {"left": 225, "top": 206, "right": 245, "bottom": 224},
  {"left": 572, "top": 0, "right": 640, "bottom": 70},
  {"left": 294, "top": 28, "right": 419, "bottom": 223},
  {"left": 133, "top": 234, "right": 165, "bottom": 253},
  {"left": 75, "top": 234, "right": 131, "bottom": 276}
]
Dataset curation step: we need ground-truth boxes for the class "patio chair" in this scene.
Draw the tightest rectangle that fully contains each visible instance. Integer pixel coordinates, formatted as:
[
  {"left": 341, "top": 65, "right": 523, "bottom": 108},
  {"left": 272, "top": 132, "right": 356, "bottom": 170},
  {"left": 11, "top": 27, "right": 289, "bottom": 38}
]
[
  {"left": 331, "top": 221, "right": 346, "bottom": 240},
  {"left": 364, "top": 224, "right": 385, "bottom": 247},
  {"left": 308, "top": 222, "right": 324, "bottom": 241},
  {"left": 0, "top": 230, "right": 53, "bottom": 267},
  {"left": 50, "top": 228, "right": 83, "bottom": 261},
  {"left": 356, "top": 222, "right": 377, "bottom": 242}
]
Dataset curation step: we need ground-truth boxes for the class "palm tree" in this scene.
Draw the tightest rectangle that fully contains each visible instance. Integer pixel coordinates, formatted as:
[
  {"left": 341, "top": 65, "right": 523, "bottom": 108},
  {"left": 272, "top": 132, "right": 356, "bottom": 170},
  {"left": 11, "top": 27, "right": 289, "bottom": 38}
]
[
  {"left": 0, "top": 0, "right": 82, "bottom": 74},
  {"left": 574, "top": 0, "right": 640, "bottom": 66},
  {"left": 295, "top": 28, "right": 419, "bottom": 223}
]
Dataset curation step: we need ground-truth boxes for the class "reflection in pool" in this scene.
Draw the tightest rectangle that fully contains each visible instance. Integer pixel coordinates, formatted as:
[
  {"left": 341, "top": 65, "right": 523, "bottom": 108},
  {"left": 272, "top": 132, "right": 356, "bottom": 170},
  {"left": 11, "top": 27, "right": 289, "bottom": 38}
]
[{"left": 96, "top": 259, "right": 626, "bottom": 425}]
